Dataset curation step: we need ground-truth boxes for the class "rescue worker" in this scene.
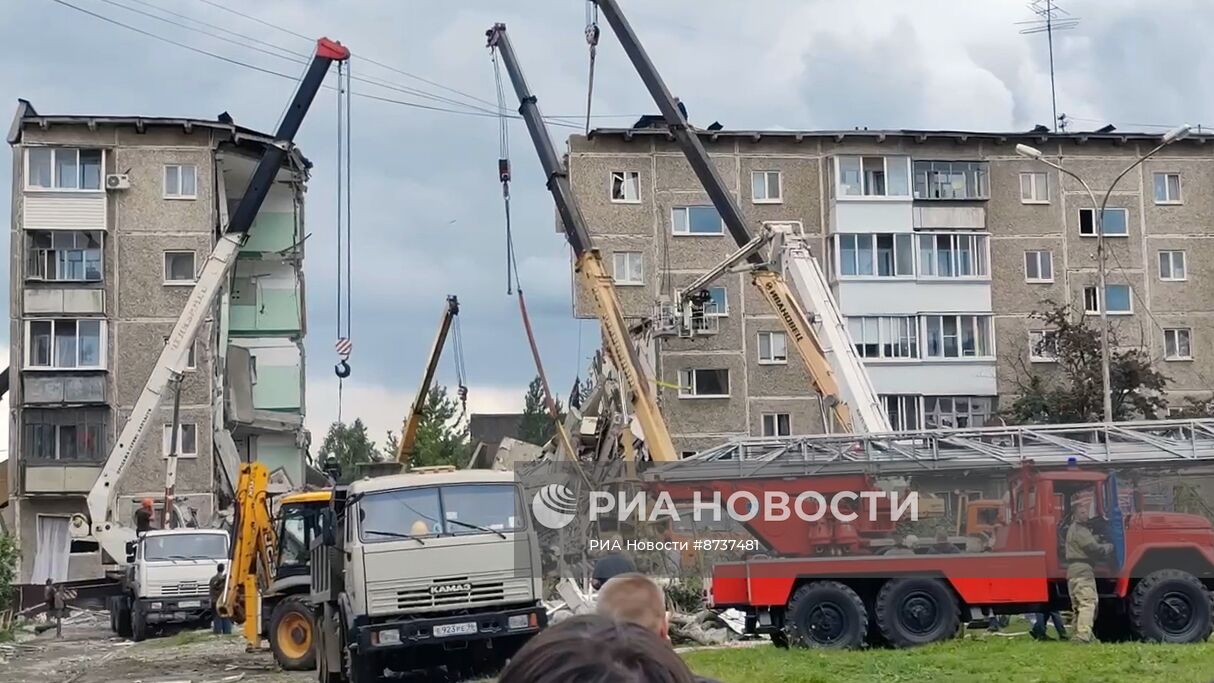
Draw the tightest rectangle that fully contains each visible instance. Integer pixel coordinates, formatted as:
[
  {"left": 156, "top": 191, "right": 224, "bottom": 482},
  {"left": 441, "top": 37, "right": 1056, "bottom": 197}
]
[
  {"left": 592, "top": 532, "right": 637, "bottom": 590},
  {"left": 134, "top": 498, "right": 154, "bottom": 534},
  {"left": 931, "top": 529, "right": 960, "bottom": 554},
  {"left": 43, "top": 578, "right": 65, "bottom": 638},
  {"left": 1065, "top": 497, "right": 1113, "bottom": 643},
  {"left": 209, "top": 563, "right": 232, "bottom": 635},
  {"left": 885, "top": 534, "right": 917, "bottom": 556}
]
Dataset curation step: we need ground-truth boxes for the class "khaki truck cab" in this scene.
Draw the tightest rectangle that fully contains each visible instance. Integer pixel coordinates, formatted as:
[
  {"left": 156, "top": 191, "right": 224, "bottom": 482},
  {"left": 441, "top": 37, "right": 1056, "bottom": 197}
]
[{"left": 313, "top": 469, "right": 547, "bottom": 682}]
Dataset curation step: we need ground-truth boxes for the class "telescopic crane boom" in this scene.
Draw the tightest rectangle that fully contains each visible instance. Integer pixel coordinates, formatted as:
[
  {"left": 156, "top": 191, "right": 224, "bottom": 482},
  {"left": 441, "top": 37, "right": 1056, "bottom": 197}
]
[
  {"left": 486, "top": 24, "right": 678, "bottom": 462},
  {"left": 75, "top": 38, "right": 350, "bottom": 568},
  {"left": 590, "top": 0, "right": 888, "bottom": 434},
  {"left": 396, "top": 295, "right": 463, "bottom": 468}
]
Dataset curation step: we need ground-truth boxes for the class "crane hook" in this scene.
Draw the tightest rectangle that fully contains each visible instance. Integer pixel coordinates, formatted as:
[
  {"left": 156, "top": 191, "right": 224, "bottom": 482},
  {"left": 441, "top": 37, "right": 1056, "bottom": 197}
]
[{"left": 335, "top": 359, "right": 351, "bottom": 378}]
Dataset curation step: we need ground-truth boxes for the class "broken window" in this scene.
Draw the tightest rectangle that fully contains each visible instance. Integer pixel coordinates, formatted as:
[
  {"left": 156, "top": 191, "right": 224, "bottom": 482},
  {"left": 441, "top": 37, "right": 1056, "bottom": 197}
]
[
  {"left": 610, "top": 171, "right": 640, "bottom": 202},
  {"left": 163, "top": 251, "right": 196, "bottom": 283},
  {"left": 26, "top": 230, "right": 103, "bottom": 282},
  {"left": 1078, "top": 208, "right": 1128, "bottom": 236},
  {"left": 678, "top": 368, "right": 730, "bottom": 397}
]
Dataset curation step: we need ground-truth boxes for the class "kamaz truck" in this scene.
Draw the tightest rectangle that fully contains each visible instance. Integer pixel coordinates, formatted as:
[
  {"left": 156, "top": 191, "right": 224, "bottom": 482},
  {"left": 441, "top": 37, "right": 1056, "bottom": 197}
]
[{"left": 312, "top": 469, "right": 546, "bottom": 682}]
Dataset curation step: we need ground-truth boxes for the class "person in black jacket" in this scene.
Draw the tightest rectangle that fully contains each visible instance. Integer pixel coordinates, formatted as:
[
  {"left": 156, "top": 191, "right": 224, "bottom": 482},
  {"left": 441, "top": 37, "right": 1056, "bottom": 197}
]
[{"left": 591, "top": 533, "right": 637, "bottom": 590}]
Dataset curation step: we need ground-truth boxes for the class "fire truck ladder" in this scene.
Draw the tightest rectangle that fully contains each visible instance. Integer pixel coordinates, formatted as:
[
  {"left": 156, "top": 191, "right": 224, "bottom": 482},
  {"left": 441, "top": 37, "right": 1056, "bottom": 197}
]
[{"left": 650, "top": 419, "right": 1214, "bottom": 481}]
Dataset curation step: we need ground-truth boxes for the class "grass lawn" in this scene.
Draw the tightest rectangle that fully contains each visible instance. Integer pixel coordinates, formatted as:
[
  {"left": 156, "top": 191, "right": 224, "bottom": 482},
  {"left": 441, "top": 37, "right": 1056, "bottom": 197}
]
[{"left": 683, "top": 637, "right": 1214, "bottom": 683}]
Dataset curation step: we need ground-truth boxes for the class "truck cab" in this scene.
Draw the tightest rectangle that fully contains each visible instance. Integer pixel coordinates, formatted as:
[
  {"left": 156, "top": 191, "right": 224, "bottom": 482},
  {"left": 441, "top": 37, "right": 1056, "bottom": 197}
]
[
  {"left": 313, "top": 469, "right": 546, "bottom": 682},
  {"left": 109, "top": 529, "right": 230, "bottom": 641}
]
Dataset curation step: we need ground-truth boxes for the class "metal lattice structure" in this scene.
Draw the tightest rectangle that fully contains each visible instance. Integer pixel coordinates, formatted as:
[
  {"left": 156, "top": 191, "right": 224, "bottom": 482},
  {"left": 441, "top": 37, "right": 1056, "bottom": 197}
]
[{"left": 652, "top": 419, "right": 1214, "bottom": 481}]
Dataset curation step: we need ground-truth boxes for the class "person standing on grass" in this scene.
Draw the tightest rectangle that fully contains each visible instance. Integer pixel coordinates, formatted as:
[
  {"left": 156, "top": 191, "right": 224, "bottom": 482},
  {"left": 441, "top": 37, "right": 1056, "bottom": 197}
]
[
  {"left": 209, "top": 564, "right": 232, "bottom": 635},
  {"left": 1066, "top": 499, "right": 1112, "bottom": 643},
  {"left": 1030, "top": 610, "right": 1068, "bottom": 640}
]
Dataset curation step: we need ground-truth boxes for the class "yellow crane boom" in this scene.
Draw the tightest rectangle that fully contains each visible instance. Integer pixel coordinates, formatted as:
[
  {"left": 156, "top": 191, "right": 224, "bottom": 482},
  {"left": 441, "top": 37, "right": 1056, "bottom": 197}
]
[{"left": 396, "top": 295, "right": 463, "bottom": 468}]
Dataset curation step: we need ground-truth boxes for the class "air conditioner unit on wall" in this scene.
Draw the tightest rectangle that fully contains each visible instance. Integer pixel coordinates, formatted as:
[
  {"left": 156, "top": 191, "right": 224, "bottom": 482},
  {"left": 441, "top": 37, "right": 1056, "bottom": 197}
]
[{"left": 105, "top": 173, "right": 130, "bottom": 190}]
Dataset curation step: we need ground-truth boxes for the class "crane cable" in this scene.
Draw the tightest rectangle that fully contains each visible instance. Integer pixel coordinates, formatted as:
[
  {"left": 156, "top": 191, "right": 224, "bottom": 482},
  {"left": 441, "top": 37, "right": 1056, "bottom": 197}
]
[
  {"left": 451, "top": 313, "right": 468, "bottom": 421},
  {"left": 334, "top": 59, "right": 354, "bottom": 421},
  {"left": 584, "top": 2, "right": 600, "bottom": 136}
]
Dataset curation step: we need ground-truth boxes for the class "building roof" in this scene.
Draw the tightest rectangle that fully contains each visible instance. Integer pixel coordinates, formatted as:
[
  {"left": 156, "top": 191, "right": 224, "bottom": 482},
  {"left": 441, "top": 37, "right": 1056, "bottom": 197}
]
[
  {"left": 584, "top": 126, "right": 1212, "bottom": 146},
  {"left": 7, "top": 99, "right": 311, "bottom": 170}
]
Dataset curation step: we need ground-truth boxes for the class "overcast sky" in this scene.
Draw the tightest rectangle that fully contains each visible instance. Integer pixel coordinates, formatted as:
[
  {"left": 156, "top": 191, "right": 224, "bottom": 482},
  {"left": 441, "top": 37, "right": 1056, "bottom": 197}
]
[{"left": 0, "top": 0, "right": 1208, "bottom": 452}]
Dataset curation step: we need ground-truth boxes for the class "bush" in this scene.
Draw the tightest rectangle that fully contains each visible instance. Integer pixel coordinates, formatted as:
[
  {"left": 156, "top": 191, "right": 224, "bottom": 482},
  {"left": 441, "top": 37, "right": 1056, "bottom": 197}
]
[{"left": 0, "top": 534, "right": 18, "bottom": 611}]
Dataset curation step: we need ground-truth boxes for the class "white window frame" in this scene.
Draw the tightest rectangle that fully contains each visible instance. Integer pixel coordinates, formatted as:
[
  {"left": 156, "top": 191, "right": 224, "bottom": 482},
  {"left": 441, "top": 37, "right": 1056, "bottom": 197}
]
[
  {"left": 849, "top": 316, "right": 920, "bottom": 360},
  {"left": 1153, "top": 172, "right": 1182, "bottom": 204},
  {"left": 1158, "top": 250, "right": 1187, "bottom": 282},
  {"left": 677, "top": 285, "right": 729, "bottom": 318},
  {"left": 671, "top": 206, "right": 724, "bottom": 235},
  {"left": 1028, "top": 330, "right": 1058, "bottom": 363},
  {"left": 835, "top": 155, "right": 911, "bottom": 199},
  {"left": 881, "top": 395, "right": 922, "bottom": 431},
  {"left": 24, "top": 319, "right": 107, "bottom": 370},
  {"left": 677, "top": 368, "right": 730, "bottom": 399},
  {"left": 163, "top": 336, "right": 198, "bottom": 371},
  {"left": 916, "top": 233, "right": 989, "bottom": 279},
  {"left": 1078, "top": 207, "right": 1129, "bottom": 237},
  {"left": 836, "top": 233, "right": 915, "bottom": 279},
  {"left": 761, "top": 413, "right": 792, "bottom": 437},
  {"left": 751, "top": 170, "right": 783, "bottom": 204},
  {"left": 162, "top": 423, "right": 199, "bottom": 458},
  {"left": 757, "top": 331, "right": 788, "bottom": 365},
  {"left": 24, "top": 147, "right": 104, "bottom": 192},
  {"left": 1083, "top": 284, "right": 1133, "bottom": 315},
  {"left": 1164, "top": 328, "right": 1193, "bottom": 361},
  {"left": 163, "top": 250, "right": 197, "bottom": 285},
  {"left": 609, "top": 170, "right": 641, "bottom": 204},
  {"left": 912, "top": 160, "right": 990, "bottom": 200},
  {"left": 1019, "top": 171, "right": 1049, "bottom": 204},
  {"left": 923, "top": 315, "right": 994, "bottom": 359},
  {"left": 1023, "top": 250, "right": 1054, "bottom": 283},
  {"left": 163, "top": 164, "right": 198, "bottom": 199},
  {"left": 25, "top": 229, "right": 104, "bottom": 283},
  {"left": 611, "top": 251, "right": 644, "bottom": 286}
]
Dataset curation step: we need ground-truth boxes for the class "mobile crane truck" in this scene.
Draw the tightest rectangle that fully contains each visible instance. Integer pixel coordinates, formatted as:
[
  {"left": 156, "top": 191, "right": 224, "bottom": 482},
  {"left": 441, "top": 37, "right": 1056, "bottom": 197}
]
[
  {"left": 77, "top": 37, "right": 349, "bottom": 641},
  {"left": 312, "top": 469, "right": 546, "bottom": 682}
]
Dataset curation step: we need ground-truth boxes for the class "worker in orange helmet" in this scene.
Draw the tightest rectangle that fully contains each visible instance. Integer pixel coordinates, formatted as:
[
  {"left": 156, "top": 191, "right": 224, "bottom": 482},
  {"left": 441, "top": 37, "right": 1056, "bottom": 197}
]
[{"left": 134, "top": 498, "right": 155, "bottom": 535}]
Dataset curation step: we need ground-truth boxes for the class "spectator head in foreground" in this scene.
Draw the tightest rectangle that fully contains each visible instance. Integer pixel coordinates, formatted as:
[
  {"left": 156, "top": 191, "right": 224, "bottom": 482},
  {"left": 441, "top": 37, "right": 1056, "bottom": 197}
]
[
  {"left": 498, "top": 614, "right": 695, "bottom": 683},
  {"left": 597, "top": 572, "right": 669, "bottom": 642}
]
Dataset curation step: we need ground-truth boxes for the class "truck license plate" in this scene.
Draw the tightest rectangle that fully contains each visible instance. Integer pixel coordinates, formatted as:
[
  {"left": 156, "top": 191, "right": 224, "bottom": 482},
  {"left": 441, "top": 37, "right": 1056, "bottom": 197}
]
[
  {"left": 433, "top": 622, "right": 477, "bottom": 638},
  {"left": 179, "top": 600, "right": 201, "bottom": 608}
]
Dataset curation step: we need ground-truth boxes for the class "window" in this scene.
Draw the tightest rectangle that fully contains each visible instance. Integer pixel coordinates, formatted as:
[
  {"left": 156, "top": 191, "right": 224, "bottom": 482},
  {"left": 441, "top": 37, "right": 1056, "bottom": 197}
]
[
  {"left": 26, "top": 230, "right": 102, "bottom": 282},
  {"left": 677, "top": 368, "right": 730, "bottom": 398},
  {"left": 26, "top": 147, "right": 102, "bottom": 190},
  {"left": 1078, "top": 208, "right": 1129, "bottom": 236},
  {"left": 23, "top": 408, "right": 107, "bottom": 462},
  {"left": 924, "top": 396, "right": 992, "bottom": 429},
  {"left": 757, "top": 331, "right": 788, "bottom": 364},
  {"left": 163, "top": 423, "right": 198, "bottom": 457},
  {"left": 1023, "top": 250, "right": 1053, "bottom": 283},
  {"left": 27, "top": 319, "right": 104, "bottom": 369},
  {"left": 761, "top": 413, "right": 791, "bottom": 437},
  {"left": 610, "top": 171, "right": 640, "bottom": 203},
  {"left": 751, "top": 170, "right": 782, "bottom": 203},
  {"left": 1153, "top": 172, "right": 1182, "bottom": 204},
  {"left": 612, "top": 251, "right": 644, "bottom": 285},
  {"left": 672, "top": 206, "right": 723, "bottom": 235},
  {"left": 924, "top": 315, "right": 993, "bottom": 358},
  {"left": 848, "top": 316, "right": 919, "bottom": 359},
  {"left": 837, "top": 156, "right": 909, "bottom": 197},
  {"left": 164, "top": 164, "right": 197, "bottom": 199},
  {"left": 702, "top": 286, "right": 727, "bottom": 317},
  {"left": 1164, "top": 328, "right": 1192, "bottom": 360},
  {"left": 837, "top": 233, "right": 913, "bottom": 277},
  {"left": 917, "top": 233, "right": 988, "bottom": 278},
  {"left": 882, "top": 395, "right": 921, "bottom": 431},
  {"left": 1159, "top": 250, "right": 1187, "bottom": 281},
  {"left": 1019, "top": 172, "right": 1049, "bottom": 203},
  {"left": 912, "top": 161, "right": 989, "bottom": 200},
  {"left": 1083, "top": 284, "right": 1132, "bottom": 314},
  {"left": 163, "top": 337, "right": 198, "bottom": 370},
  {"left": 359, "top": 484, "right": 523, "bottom": 543},
  {"left": 1028, "top": 330, "right": 1058, "bottom": 362},
  {"left": 163, "top": 251, "right": 196, "bottom": 283}
]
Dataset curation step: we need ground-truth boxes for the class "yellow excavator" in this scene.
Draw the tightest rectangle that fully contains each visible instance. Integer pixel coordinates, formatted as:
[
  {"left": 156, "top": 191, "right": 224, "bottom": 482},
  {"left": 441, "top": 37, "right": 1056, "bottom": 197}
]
[{"left": 218, "top": 463, "right": 330, "bottom": 670}]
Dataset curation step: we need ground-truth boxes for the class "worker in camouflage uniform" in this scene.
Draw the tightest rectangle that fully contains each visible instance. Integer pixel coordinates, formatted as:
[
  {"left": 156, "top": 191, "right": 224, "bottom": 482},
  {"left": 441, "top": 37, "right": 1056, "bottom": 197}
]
[{"left": 1065, "top": 498, "right": 1113, "bottom": 643}]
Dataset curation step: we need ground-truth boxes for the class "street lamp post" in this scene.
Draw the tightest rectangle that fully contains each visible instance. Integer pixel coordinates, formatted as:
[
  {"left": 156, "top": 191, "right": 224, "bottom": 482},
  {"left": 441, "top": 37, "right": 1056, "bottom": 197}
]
[{"left": 1016, "top": 124, "right": 1192, "bottom": 423}]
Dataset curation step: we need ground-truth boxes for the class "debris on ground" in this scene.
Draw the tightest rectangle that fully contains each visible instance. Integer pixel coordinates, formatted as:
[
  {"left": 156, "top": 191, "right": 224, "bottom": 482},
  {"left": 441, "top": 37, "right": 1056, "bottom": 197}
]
[{"left": 669, "top": 610, "right": 741, "bottom": 647}]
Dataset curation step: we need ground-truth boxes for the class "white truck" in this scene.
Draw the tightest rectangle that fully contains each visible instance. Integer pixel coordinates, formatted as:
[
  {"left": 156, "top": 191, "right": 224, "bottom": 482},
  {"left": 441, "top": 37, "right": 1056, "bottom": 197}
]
[
  {"left": 107, "top": 529, "right": 230, "bottom": 641},
  {"left": 312, "top": 469, "right": 547, "bottom": 682}
]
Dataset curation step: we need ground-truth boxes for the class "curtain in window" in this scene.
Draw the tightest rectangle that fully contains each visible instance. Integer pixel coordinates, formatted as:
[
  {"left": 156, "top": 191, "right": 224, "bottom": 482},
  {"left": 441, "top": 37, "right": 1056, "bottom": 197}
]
[{"left": 32, "top": 516, "right": 71, "bottom": 583}]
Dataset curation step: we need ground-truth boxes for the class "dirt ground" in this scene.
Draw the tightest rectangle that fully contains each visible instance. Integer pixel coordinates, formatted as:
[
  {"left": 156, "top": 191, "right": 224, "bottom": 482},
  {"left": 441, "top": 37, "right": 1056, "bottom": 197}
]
[{"left": 3, "top": 617, "right": 310, "bottom": 683}]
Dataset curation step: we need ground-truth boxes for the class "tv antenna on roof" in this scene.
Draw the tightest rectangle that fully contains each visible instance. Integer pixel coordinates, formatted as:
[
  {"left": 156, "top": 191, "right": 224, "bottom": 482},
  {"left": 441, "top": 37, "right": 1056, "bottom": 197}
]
[{"left": 1017, "top": 0, "right": 1080, "bottom": 132}]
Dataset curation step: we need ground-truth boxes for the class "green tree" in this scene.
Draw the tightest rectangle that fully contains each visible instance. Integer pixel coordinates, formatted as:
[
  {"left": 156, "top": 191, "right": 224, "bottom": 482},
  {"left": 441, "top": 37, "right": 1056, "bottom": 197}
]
[
  {"left": 518, "top": 376, "right": 562, "bottom": 446},
  {"left": 315, "top": 419, "right": 379, "bottom": 484},
  {"left": 390, "top": 385, "right": 471, "bottom": 468},
  {"left": 0, "top": 534, "right": 18, "bottom": 612},
  {"left": 1005, "top": 303, "right": 1168, "bottom": 424}
]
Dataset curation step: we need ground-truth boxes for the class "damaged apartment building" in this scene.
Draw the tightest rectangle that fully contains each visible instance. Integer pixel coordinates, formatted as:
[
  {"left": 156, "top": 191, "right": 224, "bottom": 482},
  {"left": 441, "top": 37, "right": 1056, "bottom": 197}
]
[
  {"left": 568, "top": 126, "right": 1214, "bottom": 504},
  {"left": 3, "top": 101, "right": 310, "bottom": 585}
]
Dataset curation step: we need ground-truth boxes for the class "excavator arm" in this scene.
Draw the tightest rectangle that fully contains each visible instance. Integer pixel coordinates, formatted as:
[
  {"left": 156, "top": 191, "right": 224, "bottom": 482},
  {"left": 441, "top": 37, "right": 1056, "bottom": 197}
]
[
  {"left": 76, "top": 38, "right": 350, "bottom": 567},
  {"left": 218, "top": 462, "right": 277, "bottom": 650},
  {"left": 486, "top": 24, "right": 678, "bottom": 462},
  {"left": 397, "top": 295, "right": 462, "bottom": 468}
]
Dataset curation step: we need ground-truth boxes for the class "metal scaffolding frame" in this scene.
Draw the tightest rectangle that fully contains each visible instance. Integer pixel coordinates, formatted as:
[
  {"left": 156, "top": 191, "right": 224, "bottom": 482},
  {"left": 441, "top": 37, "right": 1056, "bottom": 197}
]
[{"left": 652, "top": 419, "right": 1214, "bottom": 481}]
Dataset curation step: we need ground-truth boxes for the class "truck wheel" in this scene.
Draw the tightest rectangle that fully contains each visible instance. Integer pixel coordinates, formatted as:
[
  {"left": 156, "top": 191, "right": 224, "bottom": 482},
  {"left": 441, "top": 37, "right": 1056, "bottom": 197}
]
[
  {"left": 131, "top": 606, "right": 148, "bottom": 642},
  {"left": 270, "top": 596, "right": 316, "bottom": 671},
  {"left": 783, "top": 581, "right": 867, "bottom": 649},
  {"left": 1128, "top": 569, "right": 1214, "bottom": 643},
  {"left": 875, "top": 578, "right": 960, "bottom": 647},
  {"left": 116, "top": 599, "right": 133, "bottom": 638}
]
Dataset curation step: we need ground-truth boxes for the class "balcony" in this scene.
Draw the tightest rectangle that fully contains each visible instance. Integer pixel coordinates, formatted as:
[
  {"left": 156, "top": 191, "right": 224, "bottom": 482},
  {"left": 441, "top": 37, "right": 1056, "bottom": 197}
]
[{"left": 24, "top": 463, "right": 101, "bottom": 494}]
